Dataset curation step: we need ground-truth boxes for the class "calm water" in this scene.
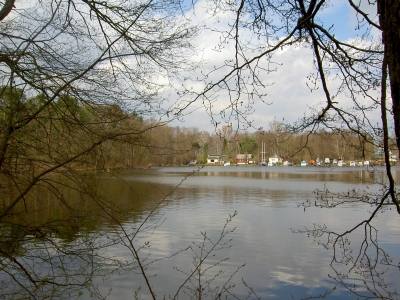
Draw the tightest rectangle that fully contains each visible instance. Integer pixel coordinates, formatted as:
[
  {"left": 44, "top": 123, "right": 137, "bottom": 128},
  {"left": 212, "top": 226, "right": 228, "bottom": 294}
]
[
  {"left": 1, "top": 166, "right": 399, "bottom": 299},
  {"left": 89, "top": 166, "right": 400, "bottom": 299}
]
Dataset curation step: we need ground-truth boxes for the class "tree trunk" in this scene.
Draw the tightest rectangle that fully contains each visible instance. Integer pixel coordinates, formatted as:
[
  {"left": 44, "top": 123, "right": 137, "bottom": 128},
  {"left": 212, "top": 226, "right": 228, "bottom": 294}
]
[
  {"left": 0, "top": 0, "right": 15, "bottom": 21},
  {"left": 378, "top": 0, "right": 400, "bottom": 149}
]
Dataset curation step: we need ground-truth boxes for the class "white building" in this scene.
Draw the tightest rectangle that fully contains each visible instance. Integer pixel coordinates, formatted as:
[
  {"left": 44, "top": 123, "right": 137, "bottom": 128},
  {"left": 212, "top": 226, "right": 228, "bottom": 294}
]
[
  {"left": 269, "top": 155, "right": 283, "bottom": 165},
  {"left": 207, "top": 154, "right": 226, "bottom": 165}
]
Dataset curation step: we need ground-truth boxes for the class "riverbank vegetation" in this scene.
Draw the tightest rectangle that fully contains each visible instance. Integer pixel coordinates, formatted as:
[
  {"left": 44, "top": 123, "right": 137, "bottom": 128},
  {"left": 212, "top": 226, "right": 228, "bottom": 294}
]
[{"left": 1, "top": 86, "right": 391, "bottom": 170}]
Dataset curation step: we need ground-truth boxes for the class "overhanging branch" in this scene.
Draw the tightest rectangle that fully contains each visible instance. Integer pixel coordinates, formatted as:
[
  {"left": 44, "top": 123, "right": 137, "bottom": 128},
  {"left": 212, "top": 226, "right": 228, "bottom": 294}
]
[{"left": 0, "top": 0, "right": 15, "bottom": 21}]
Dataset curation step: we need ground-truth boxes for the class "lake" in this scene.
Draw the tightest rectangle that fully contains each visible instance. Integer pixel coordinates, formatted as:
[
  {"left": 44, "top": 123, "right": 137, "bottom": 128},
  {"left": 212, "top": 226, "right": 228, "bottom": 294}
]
[
  {"left": 1, "top": 165, "right": 399, "bottom": 299},
  {"left": 88, "top": 165, "right": 400, "bottom": 299}
]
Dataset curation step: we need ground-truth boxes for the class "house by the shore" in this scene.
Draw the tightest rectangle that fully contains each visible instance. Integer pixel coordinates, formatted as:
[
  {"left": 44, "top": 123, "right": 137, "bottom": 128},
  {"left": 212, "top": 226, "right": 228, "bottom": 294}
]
[{"left": 235, "top": 154, "right": 253, "bottom": 164}]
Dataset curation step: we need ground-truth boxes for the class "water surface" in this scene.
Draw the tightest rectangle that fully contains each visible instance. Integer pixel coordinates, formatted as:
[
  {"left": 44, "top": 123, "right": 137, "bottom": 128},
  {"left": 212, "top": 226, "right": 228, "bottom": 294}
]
[{"left": 90, "top": 166, "right": 400, "bottom": 299}]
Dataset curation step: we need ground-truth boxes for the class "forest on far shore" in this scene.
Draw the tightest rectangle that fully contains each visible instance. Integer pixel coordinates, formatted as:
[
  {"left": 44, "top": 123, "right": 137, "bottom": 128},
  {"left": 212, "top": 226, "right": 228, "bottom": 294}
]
[
  {"left": 129, "top": 121, "right": 396, "bottom": 168},
  {"left": 3, "top": 86, "right": 392, "bottom": 170}
]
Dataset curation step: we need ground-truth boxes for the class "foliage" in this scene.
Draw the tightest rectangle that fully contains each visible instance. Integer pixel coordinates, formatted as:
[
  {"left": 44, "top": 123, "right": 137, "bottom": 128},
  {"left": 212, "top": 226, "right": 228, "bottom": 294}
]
[{"left": 239, "top": 137, "right": 258, "bottom": 154}]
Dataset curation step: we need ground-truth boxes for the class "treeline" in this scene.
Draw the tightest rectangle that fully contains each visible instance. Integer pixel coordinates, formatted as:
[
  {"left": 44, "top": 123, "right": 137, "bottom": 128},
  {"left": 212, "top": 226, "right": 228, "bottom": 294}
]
[
  {"left": 1, "top": 86, "right": 389, "bottom": 172},
  {"left": 0, "top": 86, "right": 201, "bottom": 172},
  {"left": 191, "top": 124, "right": 381, "bottom": 165},
  {"left": 143, "top": 122, "right": 392, "bottom": 166}
]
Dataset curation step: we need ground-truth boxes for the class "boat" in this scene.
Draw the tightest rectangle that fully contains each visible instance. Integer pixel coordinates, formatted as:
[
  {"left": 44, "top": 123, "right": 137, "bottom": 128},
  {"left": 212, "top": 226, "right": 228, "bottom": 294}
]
[
  {"left": 301, "top": 160, "right": 307, "bottom": 166},
  {"left": 260, "top": 142, "right": 267, "bottom": 166},
  {"left": 224, "top": 162, "right": 230, "bottom": 166}
]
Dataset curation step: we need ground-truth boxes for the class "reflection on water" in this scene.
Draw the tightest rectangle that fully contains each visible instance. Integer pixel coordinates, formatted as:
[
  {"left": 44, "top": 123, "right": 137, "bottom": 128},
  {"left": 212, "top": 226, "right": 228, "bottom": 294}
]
[
  {"left": 1, "top": 166, "right": 399, "bottom": 299},
  {"left": 95, "top": 166, "right": 400, "bottom": 299}
]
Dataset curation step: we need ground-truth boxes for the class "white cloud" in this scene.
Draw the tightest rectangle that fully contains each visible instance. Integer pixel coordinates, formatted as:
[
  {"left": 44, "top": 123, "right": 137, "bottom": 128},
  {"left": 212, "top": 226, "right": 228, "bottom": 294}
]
[{"left": 167, "top": 0, "right": 382, "bottom": 133}]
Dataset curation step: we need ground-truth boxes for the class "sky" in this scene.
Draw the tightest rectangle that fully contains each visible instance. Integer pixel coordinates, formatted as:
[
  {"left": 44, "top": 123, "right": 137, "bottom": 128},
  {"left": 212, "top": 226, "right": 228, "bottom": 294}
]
[{"left": 167, "top": 0, "right": 382, "bottom": 133}]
